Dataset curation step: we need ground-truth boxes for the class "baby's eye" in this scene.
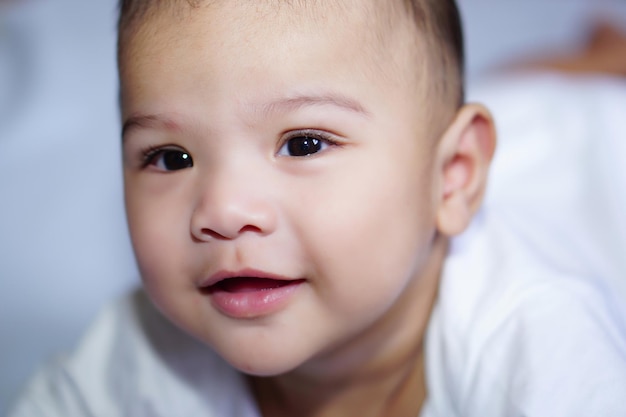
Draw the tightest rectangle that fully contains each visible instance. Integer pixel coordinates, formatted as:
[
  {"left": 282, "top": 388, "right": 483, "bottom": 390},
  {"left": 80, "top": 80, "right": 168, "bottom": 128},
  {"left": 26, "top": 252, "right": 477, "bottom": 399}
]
[
  {"left": 143, "top": 147, "right": 194, "bottom": 171},
  {"left": 278, "top": 132, "right": 333, "bottom": 157}
]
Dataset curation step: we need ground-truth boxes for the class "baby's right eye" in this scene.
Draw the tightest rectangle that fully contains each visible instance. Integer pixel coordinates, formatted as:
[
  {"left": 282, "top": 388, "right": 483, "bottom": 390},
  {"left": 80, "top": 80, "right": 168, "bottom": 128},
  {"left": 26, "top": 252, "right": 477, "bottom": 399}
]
[{"left": 143, "top": 147, "right": 194, "bottom": 171}]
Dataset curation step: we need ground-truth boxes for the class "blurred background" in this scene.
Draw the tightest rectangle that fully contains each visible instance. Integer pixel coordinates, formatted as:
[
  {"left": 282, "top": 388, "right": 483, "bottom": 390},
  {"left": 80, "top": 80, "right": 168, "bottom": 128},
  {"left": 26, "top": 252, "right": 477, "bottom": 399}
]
[{"left": 1, "top": 0, "right": 625, "bottom": 414}]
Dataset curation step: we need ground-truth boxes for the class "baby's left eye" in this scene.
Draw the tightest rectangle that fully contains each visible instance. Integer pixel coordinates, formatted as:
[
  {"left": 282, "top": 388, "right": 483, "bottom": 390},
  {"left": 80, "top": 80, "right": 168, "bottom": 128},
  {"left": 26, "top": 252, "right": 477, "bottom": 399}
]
[{"left": 277, "top": 133, "right": 332, "bottom": 157}]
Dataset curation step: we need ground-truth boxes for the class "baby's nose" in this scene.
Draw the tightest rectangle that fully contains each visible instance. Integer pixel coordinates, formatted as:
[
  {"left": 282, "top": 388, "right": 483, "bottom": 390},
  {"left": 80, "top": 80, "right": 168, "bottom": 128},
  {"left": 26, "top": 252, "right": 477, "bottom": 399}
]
[{"left": 190, "top": 167, "right": 278, "bottom": 242}]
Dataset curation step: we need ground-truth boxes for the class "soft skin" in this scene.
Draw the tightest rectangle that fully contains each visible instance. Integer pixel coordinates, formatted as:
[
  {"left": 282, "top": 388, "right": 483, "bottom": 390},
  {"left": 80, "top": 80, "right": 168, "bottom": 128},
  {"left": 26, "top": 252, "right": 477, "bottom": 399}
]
[{"left": 120, "top": 2, "right": 495, "bottom": 416}]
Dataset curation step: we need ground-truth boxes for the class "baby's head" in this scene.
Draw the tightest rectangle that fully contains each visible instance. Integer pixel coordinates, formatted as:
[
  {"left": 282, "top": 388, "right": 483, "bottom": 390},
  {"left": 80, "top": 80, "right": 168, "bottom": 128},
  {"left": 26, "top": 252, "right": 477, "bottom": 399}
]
[{"left": 118, "top": 0, "right": 494, "bottom": 379}]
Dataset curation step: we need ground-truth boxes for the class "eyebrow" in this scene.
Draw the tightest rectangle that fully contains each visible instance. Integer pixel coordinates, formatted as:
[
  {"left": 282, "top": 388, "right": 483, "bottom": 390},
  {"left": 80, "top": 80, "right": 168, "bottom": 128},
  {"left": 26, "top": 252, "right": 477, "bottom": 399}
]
[
  {"left": 122, "top": 114, "right": 182, "bottom": 141},
  {"left": 257, "top": 93, "right": 372, "bottom": 119}
]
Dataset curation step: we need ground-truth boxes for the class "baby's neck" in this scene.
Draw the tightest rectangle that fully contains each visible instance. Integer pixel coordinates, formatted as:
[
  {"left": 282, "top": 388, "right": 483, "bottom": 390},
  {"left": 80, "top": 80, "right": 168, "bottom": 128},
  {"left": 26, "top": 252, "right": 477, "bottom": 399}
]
[{"left": 249, "top": 235, "right": 447, "bottom": 417}]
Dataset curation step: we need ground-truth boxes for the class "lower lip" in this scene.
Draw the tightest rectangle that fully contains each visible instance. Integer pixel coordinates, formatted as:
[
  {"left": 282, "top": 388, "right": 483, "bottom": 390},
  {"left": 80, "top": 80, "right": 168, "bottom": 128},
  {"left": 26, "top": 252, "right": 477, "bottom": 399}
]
[{"left": 205, "top": 279, "right": 305, "bottom": 319}]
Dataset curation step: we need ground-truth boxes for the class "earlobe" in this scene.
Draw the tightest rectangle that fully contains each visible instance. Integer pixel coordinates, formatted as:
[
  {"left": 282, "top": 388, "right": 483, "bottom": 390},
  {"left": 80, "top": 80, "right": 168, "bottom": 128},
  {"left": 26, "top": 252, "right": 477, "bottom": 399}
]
[{"left": 436, "top": 103, "right": 496, "bottom": 236}]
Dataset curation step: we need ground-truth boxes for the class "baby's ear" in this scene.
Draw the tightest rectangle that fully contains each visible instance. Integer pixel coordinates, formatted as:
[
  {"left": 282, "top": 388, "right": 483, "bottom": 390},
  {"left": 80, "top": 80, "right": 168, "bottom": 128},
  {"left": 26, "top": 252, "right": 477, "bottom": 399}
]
[{"left": 435, "top": 104, "right": 496, "bottom": 236}]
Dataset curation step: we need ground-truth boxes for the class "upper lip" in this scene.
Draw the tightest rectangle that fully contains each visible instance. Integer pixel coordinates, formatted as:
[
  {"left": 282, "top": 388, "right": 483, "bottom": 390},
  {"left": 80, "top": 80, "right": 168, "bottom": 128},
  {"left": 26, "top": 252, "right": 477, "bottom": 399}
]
[{"left": 199, "top": 268, "right": 298, "bottom": 288}]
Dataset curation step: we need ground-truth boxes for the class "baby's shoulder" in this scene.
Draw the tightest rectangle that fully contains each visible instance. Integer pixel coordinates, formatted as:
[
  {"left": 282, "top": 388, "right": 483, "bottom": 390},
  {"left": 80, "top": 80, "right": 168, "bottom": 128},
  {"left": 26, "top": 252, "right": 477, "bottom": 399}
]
[
  {"left": 425, "top": 214, "right": 626, "bottom": 417},
  {"left": 9, "top": 290, "right": 256, "bottom": 417}
]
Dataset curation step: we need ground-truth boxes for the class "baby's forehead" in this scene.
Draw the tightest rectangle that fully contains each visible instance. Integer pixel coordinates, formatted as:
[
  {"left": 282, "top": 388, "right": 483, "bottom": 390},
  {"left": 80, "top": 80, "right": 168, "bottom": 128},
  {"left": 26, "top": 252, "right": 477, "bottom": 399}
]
[
  {"left": 123, "top": 0, "right": 417, "bottom": 42},
  {"left": 123, "top": 0, "right": 423, "bottom": 84}
]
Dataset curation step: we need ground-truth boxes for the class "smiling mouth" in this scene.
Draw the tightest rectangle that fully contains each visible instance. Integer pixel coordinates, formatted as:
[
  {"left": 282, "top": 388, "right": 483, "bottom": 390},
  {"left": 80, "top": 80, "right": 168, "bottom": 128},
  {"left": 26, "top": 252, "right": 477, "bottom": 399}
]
[
  {"left": 201, "top": 273, "right": 306, "bottom": 318},
  {"left": 203, "top": 277, "right": 306, "bottom": 294}
]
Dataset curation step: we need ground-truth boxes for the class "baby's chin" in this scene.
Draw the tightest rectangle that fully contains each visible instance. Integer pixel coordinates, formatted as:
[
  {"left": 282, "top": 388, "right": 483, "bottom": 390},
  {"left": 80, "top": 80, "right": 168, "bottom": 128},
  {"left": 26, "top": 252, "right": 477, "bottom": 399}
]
[
  {"left": 218, "top": 344, "right": 309, "bottom": 377},
  {"left": 166, "top": 324, "right": 303, "bottom": 377}
]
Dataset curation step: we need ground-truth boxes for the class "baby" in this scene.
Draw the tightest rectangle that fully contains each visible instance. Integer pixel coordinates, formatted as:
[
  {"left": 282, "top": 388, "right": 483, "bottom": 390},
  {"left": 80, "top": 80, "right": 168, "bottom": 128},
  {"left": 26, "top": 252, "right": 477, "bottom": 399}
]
[{"left": 11, "top": 1, "right": 626, "bottom": 416}]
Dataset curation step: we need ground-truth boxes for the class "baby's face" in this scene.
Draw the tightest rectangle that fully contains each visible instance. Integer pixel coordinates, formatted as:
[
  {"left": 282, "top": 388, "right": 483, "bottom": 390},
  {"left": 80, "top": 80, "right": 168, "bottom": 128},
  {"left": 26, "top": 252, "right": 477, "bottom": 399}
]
[{"left": 121, "top": 2, "right": 444, "bottom": 375}]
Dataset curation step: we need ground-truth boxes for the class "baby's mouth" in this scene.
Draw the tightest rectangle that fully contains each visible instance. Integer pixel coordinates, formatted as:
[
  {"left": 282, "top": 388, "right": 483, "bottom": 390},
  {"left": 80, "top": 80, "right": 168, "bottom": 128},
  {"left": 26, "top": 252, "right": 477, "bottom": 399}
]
[
  {"left": 200, "top": 272, "right": 306, "bottom": 318},
  {"left": 204, "top": 277, "right": 305, "bottom": 294}
]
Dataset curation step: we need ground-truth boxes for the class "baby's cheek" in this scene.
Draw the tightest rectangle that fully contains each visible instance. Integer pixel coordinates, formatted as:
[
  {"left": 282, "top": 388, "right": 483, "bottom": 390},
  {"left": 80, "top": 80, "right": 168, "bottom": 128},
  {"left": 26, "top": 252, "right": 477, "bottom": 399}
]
[
  {"left": 135, "top": 240, "right": 197, "bottom": 338},
  {"left": 128, "top": 209, "right": 178, "bottom": 289}
]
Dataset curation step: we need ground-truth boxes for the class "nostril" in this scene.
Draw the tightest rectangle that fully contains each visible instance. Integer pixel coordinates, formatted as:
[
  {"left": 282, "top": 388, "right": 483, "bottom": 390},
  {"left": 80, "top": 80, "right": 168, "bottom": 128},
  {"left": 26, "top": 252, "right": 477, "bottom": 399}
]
[
  {"left": 238, "top": 225, "right": 263, "bottom": 234},
  {"left": 199, "top": 228, "right": 231, "bottom": 241},
  {"left": 195, "top": 224, "right": 264, "bottom": 241}
]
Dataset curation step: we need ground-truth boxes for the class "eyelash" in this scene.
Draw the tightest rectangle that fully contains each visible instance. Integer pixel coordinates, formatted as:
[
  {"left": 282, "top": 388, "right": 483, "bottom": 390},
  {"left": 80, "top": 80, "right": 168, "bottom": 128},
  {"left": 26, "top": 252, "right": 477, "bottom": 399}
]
[
  {"left": 141, "top": 145, "right": 164, "bottom": 168},
  {"left": 278, "top": 129, "right": 340, "bottom": 156},
  {"left": 140, "top": 145, "right": 190, "bottom": 169}
]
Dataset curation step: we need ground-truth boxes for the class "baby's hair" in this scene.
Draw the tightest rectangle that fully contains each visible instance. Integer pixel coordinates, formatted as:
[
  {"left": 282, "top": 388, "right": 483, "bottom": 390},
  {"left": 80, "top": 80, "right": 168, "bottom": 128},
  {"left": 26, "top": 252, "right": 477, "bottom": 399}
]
[
  {"left": 408, "top": 0, "right": 465, "bottom": 108},
  {"left": 117, "top": 0, "right": 464, "bottom": 111}
]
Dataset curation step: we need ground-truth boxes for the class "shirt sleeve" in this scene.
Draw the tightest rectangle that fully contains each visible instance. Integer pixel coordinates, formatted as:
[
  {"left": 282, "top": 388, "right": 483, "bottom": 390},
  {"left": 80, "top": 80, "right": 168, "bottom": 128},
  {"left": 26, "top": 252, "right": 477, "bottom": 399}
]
[
  {"left": 8, "top": 358, "right": 94, "bottom": 417},
  {"left": 461, "top": 277, "right": 626, "bottom": 417}
]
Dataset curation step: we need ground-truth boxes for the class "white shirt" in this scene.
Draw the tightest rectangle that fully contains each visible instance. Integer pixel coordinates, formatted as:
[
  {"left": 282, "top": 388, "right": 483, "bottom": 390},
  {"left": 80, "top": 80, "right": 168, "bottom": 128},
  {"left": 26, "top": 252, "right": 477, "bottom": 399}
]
[
  {"left": 9, "top": 292, "right": 261, "bottom": 417},
  {"left": 422, "top": 210, "right": 626, "bottom": 416}
]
